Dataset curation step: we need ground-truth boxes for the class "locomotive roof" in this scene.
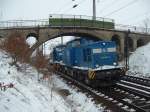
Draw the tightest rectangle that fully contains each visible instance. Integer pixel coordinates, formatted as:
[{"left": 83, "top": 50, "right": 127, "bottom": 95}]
[
  {"left": 54, "top": 44, "right": 66, "bottom": 48},
  {"left": 66, "top": 37, "right": 98, "bottom": 44}
]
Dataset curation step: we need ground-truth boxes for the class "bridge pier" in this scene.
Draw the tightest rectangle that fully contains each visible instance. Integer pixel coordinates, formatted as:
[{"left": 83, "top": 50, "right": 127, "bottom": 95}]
[{"left": 120, "top": 38, "right": 125, "bottom": 60}]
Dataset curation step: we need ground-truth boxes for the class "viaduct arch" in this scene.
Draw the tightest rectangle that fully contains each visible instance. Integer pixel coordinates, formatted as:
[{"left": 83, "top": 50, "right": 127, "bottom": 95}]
[{"left": 0, "top": 26, "right": 150, "bottom": 59}]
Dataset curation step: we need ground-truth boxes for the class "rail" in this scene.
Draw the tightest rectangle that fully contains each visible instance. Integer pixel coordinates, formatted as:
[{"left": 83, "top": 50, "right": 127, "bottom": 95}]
[
  {"left": 57, "top": 71, "right": 150, "bottom": 112},
  {"left": 0, "top": 14, "right": 150, "bottom": 34}
]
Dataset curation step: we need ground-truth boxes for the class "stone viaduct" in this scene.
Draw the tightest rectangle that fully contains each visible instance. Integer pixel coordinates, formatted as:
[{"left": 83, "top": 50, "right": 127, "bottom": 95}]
[{"left": 0, "top": 26, "right": 150, "bottom": 59}]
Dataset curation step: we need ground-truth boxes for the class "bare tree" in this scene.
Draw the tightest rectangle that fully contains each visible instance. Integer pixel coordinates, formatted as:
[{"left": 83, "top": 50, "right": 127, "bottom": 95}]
[
  {"left": 143, "top": 18, "right": 150, "bottom": 34},
  {"left": 0, "top": 31, "right": 30, "bottom": 65},
  {"left": 32, "top": 51, "right": 49, "bottom": 81}
]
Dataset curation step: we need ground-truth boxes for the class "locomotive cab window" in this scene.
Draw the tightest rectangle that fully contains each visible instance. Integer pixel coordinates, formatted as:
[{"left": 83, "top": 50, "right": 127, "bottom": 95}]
[{"left": 83, "top": 48, "right": 91, "bottom": 62}]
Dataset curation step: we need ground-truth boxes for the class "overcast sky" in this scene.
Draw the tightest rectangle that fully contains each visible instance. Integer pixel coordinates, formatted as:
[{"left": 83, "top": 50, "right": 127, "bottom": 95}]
[{"left": 0, "top": 0, "right": 150, "bottom": 26}]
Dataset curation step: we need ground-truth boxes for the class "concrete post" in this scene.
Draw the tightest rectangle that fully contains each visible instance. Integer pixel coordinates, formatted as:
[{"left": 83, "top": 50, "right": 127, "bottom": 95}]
[{"left": 133, "top": 39, "right": 137, "bottom": 51}]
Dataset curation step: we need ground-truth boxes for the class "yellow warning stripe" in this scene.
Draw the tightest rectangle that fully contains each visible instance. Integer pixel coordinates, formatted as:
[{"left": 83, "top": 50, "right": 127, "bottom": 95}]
[{"left": 88, "top": 70, "right": 96, "bottom": 79}]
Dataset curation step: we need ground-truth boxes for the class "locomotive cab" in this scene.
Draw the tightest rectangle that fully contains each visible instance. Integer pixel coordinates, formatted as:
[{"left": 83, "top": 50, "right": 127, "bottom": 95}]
[{"left": 80, "top": 41, "right": 118, "bottom": 69}]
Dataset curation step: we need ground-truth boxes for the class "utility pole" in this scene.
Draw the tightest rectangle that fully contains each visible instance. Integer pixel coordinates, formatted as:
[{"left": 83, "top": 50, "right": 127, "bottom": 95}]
[
  {"left": 93, "top": 0, "right": 96, "bottom": 20},
  {"left": 124, "top": 29, "right": 130, "bottom": 71},
  {"left": 37, "top": 25, "right": 40, "bottom": 55}
]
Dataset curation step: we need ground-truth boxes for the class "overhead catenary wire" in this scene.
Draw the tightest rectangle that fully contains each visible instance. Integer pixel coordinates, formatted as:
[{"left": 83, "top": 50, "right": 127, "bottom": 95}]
[
  {"left": 61, "top": 0, "right": 88, "bottom": 14},
  {"left": 98, "top": 0, "right": 119, "bottom": 15},
  {"left": 60, "top": 1, "right": 77, "bottom": 14},
  {"left": 55, "top": 0, "right": 76, "bottom": 14},
  {"left": 124, "top": 12, "right": 150, "bottom": 23},
  {"left": 73, "top": 0, "right": 87, "bottom": 11},
  {"left": 103, "top": 0, "right": 138, "bottom": 17},
  {"left": 97, "top": 0, "right": 131, "bottom": 17},
  {"left": 132, "top": 17, "right": 150, "bottom": 27}
]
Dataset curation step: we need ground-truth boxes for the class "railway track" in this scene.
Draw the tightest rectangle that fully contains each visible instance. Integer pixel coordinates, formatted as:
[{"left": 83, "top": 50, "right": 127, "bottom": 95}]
[
  {"left": 56, "top": 72, "right": 126, "bottom": 112},
  {"left": 122, "top": 75, "right": 150, "bottom": 87},
  {"left": 56, "top": 72, "right": 150, "bottom": 112},
  {"left": 117, "top": 80, "right": 150, "bottom": 98},
  {"left": 115, "top": 75, "right": 150, "bottom": 112}
]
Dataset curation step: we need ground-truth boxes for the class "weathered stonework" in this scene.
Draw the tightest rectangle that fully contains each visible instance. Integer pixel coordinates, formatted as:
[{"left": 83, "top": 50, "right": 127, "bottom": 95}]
[{"left": 0, "top": 26, "right": 150, "bottom": 58}]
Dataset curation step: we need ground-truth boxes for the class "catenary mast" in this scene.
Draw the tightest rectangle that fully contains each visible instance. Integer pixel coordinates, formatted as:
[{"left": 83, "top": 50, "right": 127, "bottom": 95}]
[{"left": 93, "top": 0, "right": 96, "bottom": 20}]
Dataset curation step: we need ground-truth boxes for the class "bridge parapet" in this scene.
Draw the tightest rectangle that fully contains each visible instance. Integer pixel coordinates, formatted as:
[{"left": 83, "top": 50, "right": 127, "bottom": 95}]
[
  {"left": 49, "top": 14, "right": 114, "bottom": 29},
  {"left": 0, "top": 19, "right": 49, "bottom": 28},
  {"left": 0, "top": 14, "right": 150, "bottom": 34},
  {"left": 49, "top": 14, "right": 113, "bottom": 22}
]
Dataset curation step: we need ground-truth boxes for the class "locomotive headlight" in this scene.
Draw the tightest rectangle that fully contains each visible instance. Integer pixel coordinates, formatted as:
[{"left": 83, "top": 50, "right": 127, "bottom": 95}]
[
  {"left": 96, "top": 64, "right": 99, "bottom": 67},
  {"left": 102, "top": 42, "right": 106, "bottom": 45},
  {"left": 113, "top": 62, "right": 117, "bottom": 66}
]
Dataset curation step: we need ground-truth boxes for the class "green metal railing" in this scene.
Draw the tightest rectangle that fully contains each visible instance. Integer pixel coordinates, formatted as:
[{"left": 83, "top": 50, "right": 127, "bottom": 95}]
[
  {"left": 0, "top": 14, "right": 149, "bottom": 34},
  {"left": 49, "top": 14, "right": 115, "bottom": 29}
]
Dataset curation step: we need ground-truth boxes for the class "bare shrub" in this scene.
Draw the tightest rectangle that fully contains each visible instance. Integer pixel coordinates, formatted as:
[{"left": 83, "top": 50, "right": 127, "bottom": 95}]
[
  {"left": 0, "top": 31, "right": 30, "bottom": 65},
  {"left": 32, "top": 51, "right": 50, "bottom": 80},
  {"left": 33, "top": 51, "right": 48, "bottom": 70}
]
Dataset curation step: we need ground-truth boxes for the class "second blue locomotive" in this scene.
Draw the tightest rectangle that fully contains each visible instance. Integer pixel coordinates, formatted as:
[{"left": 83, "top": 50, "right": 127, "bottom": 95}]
[{"left": 52, "top": 38, "right": 125, "bottom": 87}]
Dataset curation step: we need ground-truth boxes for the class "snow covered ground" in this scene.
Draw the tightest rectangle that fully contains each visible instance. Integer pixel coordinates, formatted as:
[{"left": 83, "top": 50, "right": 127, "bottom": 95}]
[
  {"left": 0, "top": 50, "right": 103, "bottom": 112},
  {"left": 2, "top": 40, "right": 150, "bottom": 112},
  {"left": 128, "top": 42, "right": 150, "bottom": 78}
]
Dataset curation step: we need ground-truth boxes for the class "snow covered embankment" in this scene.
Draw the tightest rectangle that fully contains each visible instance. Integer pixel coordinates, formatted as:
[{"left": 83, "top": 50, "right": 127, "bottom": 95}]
[
  {"left": 0, "top": 51, "right": 103, "bottom": 112},
  {"left": 128, "top": 43, "right": 150, "bottom": 79}
]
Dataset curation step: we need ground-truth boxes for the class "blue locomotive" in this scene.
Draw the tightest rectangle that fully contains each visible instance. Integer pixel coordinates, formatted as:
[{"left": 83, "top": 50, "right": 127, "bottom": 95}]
[
  {"left": 52, "top": 38, "right": 125, "bottom": 87},
  {"left": 53, "top": 45, "right": 66, "bottom": 62}
]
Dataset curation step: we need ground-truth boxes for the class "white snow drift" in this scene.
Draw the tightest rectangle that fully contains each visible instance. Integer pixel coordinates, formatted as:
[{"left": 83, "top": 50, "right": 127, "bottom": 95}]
[{"left": 128, "top": 42, "right": 150, "bottom": 78}]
